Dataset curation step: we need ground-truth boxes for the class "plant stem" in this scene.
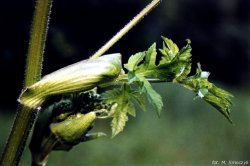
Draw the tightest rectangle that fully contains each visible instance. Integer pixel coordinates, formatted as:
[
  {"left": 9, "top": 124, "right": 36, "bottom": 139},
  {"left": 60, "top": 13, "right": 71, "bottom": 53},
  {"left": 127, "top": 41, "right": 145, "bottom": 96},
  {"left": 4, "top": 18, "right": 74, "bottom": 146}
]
[
  {"left": 90, "top": 0, "right": 161, "bottom": 59},
  {"left": 24, "top": 0, "right": 53, "bottom": 87},
  {"left": 0, "top": 0, "right": 53, "bottom": 165}
]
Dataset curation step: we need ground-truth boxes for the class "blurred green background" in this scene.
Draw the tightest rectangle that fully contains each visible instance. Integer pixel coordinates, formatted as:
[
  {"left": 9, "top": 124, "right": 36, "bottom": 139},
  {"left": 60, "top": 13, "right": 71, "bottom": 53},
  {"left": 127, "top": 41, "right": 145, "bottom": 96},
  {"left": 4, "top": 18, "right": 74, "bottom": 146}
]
[{"left": 0, "top": 0, "right": 249, "bottom": 165}]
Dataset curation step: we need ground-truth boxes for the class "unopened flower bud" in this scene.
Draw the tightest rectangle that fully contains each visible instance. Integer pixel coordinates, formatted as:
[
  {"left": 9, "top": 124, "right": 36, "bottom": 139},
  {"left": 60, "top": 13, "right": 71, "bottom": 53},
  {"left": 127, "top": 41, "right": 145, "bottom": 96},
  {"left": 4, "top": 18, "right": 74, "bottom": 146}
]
[
  {"left": 50, "top": 112, "right": 96, "bottom": 144},
  {"left": 19, "top": 53, "right": 122, "bottom": 109}
]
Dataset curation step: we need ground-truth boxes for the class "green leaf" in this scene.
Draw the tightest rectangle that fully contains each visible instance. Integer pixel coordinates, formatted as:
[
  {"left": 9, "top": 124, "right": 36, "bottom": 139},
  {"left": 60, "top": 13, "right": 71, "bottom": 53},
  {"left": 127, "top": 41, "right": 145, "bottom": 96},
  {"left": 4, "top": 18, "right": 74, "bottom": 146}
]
[
  {"left": 101, "top": 84, "right": 146, "bottom": 137},
  {"left": 159, "top": 37, "right": 192, "bottom": 81},
  {"left": 124, "top": 37, "right": 192, "bottom": 82},
  {"left": 124, "top": 43, "right": 157, "bottom": 74},
  {"left": 159, "top": 36, "right": 179, "bottom": 62},
  {"left": 124, "top": 52, "right": 145, "bottom": 71},
  {"left": 111, "top": 110, "right": 129, "bottom": 138},
  {"left": 139, "top": 43, "right": 157, "bottom": 71},
  {"left": 180, "top": 63, "right": 233, "bottom": 123},
  {"left": 124, "top": 37, "right": 192, "bottom": 116},
  {"left": 140, "top": 77, "right": 163, "bottom": 116},
  {"left": 124, "top": 36, "right": 232, "bottom": 122},
  {"left": 128, "top": 74, "right": 163, "bottom": 116},
  {"left": 174, "top": 39, "right": 192, "bottom": 80},
  {"left": 129, "top": 91, "right": 146, "bottom": 112}
]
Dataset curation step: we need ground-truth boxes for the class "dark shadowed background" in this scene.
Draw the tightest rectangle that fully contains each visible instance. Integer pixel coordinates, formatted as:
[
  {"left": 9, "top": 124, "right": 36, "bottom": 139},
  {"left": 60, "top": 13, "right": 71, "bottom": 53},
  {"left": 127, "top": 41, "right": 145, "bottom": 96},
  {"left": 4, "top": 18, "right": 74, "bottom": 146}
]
[{"left": 0, "top": 0, "right": 249, "bottom": 165}]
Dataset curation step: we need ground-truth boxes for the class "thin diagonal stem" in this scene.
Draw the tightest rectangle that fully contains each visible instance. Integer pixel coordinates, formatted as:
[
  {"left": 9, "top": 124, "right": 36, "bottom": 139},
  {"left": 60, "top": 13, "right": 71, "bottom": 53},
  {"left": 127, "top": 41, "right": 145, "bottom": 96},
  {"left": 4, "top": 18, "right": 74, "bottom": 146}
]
[{"left": 90, "top": 0, "right": 161, "bottom": 59}]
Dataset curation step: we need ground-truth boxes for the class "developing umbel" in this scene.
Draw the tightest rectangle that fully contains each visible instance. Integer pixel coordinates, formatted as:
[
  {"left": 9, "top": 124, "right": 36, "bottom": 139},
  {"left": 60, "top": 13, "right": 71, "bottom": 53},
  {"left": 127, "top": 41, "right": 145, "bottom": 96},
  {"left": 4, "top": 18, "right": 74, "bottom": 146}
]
[{"left": 19, "top": 53, "right": 122, "bottom": 109}]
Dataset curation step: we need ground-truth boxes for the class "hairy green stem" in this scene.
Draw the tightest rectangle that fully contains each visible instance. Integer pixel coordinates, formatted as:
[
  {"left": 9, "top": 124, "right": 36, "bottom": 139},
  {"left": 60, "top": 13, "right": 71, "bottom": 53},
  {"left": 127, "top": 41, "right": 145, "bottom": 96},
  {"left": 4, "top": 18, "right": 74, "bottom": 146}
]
[
  {"left": 90, "top": 0, "right": 161, "bottom": 59},
  {"left": 0, "top": 0, "right": 53, "bottom": 165}
]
